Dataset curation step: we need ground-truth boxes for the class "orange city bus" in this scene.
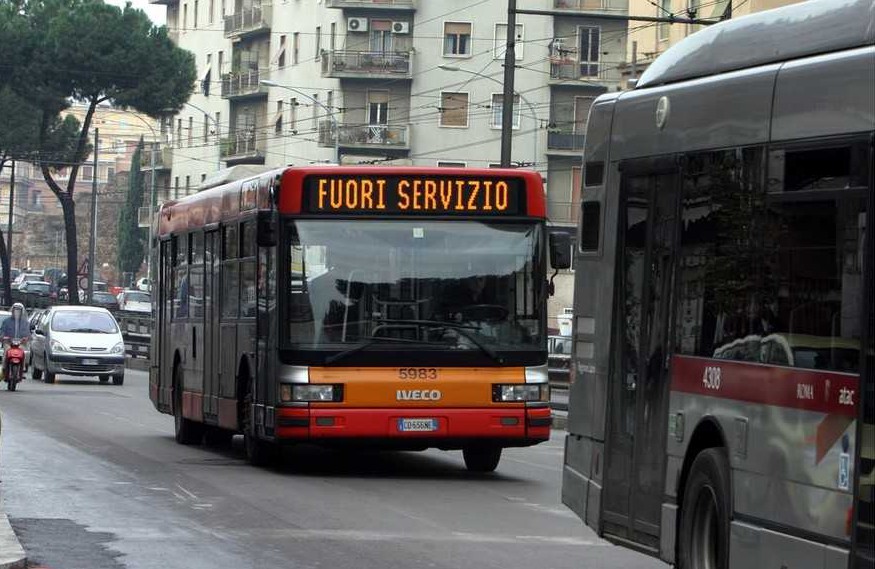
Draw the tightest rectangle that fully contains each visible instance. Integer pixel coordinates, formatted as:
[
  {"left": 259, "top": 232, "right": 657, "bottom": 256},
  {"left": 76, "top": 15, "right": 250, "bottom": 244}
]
[{"left": 149, "top": 166, "right": 568, "bottom": 470}]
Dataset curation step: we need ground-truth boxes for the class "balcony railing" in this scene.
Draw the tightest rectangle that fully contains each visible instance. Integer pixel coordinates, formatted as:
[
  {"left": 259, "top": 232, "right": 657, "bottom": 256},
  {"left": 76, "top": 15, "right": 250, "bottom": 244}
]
[
  {"left": 549, "top": 61, "right": 617, "bottom": 83},
  {"left": 321, "top": 50, "right": 413, "bottom": 80},
  {"left": 220, "top": 132, "right": 266, "bottom": 162},
  {"left": 326, "top": 0, "right": 414, "bottom": 8},
  {"left": 547, "top": 131, "right": 585, "bottom": 151},
  {"left": 553, "top": 0, "right": 626, "bottom": 12},
  {"left": 140, "top": 146, "right": 174, "bottom": 170},
  {"left": 319, "top": 122, "right": 410, "bottom": 150},
  {"left": 224, "top": 4, "right": 272, "bottom": 38},
  {"left": 548, "top": 201, "right": 579, "bottom": 225},
  {"left": 221, "top": 70, "right": 267, "bottom": 99}
]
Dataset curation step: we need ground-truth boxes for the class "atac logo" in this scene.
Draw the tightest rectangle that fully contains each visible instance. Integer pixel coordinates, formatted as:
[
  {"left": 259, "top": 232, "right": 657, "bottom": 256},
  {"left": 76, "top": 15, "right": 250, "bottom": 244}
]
[{"left": 396, "top": 389, "right": 442, "bottom": 401}]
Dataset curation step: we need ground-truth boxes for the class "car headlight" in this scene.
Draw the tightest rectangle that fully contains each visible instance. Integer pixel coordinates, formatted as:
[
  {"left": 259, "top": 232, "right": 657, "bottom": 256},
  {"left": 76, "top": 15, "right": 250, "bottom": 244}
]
[
  {"left": 111, "top": 342, "right": 125, "bottom": 354},
  {"left": 50, "top": 339, "right": 68, "bottom": 353},
  {"left": 280, "top": 384, "right": 343, "bottom": 403},
  {"left": 492, "top": 383, "right": 548, "bottom": 403}
]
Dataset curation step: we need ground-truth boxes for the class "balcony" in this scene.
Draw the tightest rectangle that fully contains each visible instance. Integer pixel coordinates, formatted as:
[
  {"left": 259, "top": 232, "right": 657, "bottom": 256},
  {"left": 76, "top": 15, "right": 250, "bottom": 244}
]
[
  {"left": 140, "top": 146, "right": 174, "bottom": 171},
  {"left": 220, "top": 132, "right": 266, "bottom": 164},
  {"left": 553, "top": 0, "right": 626, "bottom": 12},
  {"left": 321, "top": 50, "right": 413, "bottom": 80},
  {"left": 547, "top": 131, "right": 585, "bottom": 153},
  {"left": 319, "top": 122, "right": 410, "bottom": 151},
  {"left": 549, "top": 61, "right": 618, "bottom": 85},
  {"left": 221, "top": 70, "right": 268, "bottom": 99},
  {"left": 224, "top": 4, "right": 272, "bottom": 39},
  {"left": 326, "top": 0, "right": 415, "bottom": 9},
  {"left": 548, "top": 201, "right": 579, "bottom": 225}
]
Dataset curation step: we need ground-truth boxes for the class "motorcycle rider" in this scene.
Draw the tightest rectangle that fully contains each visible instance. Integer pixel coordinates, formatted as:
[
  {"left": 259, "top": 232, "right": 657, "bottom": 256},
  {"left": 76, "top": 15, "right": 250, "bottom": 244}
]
[{"left": 1, "top": 302, "right": 30, "bottom": 378}]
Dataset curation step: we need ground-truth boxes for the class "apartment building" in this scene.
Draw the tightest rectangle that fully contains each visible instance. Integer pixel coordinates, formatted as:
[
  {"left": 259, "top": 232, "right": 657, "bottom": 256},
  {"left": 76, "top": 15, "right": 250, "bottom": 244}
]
[{"left": 153, "top": 0, "right": 629, "bottom": 329}]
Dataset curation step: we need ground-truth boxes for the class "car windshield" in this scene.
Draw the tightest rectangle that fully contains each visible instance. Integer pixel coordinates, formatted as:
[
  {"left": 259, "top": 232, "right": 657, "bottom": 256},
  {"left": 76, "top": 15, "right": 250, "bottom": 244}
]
[
  {"left": 282, "top": 219, "right": 545, "bottom": 365},
  {"left": 126, "top": 292, "right": 150, "bottom": 302},
  {"left": 93, "top": 292, "right": 116, "bottom": 302},
  {"left": 51, "top": 311, "right": 118, "bottom": 333},
  {"left": 27, "top": 283, "right": 50, "bottom": 293}
]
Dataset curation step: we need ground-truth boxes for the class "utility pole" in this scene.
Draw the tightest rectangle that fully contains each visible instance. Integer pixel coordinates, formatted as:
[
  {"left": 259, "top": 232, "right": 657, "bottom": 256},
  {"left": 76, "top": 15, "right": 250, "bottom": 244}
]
[
  {"left": 87, "top": 129, "right": 98, "bottom": 305},
  {"left": 631, "top": 41, "right": 638, "bottom": 86},
  {"left": 500, "top": 0, "right": 518, "bottom": 167},
  {"left": 146, "top": 140, "right": 157, "bottom": 288},
  {"left": 6, "top": 161, "right": 14, "bottom": 272}
]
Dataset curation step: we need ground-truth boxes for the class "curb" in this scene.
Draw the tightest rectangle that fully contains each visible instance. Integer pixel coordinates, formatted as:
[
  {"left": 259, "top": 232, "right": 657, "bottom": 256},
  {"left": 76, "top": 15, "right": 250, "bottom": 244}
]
[{"left": 0, "top": 513, "right": 26, "bottom": 569}]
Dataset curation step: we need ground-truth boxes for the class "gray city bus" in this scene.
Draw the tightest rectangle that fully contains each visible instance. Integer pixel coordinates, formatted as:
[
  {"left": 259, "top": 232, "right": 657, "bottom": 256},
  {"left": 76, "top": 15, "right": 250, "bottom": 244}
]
[{"left": 560, "top": 1, "right": 874, "bottom": 568}]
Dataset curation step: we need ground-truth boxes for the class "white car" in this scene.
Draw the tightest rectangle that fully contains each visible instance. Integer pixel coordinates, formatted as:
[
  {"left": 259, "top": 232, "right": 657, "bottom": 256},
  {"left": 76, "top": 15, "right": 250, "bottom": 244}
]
[
  {"left": 29, "top": 306, "right": 126, "bottom": 385},
  {"left": 117, "top": 290, "right": 151, "bottom": 313},
  {"left": 136, "top": 277, "right": 151, "bottom": 292}
]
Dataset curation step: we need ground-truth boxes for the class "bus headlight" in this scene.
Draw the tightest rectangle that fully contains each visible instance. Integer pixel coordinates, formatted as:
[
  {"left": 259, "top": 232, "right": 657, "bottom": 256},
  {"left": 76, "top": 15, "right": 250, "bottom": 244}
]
[
  {"left": 492, "top": 384, "right": 548, "bottom": 402},
  {"left": 280, "top": 384, "right": 343, "bottom": 403}
]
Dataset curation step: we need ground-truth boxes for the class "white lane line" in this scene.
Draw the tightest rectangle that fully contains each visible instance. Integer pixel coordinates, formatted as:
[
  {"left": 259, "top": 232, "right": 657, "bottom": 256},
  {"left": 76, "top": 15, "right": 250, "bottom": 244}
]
[
  {"left": 176, "top": 484, "right": 199, "bottom": 501},
  {"left": 226, "top": 528, "right": 606, "bottom": 546},
  {"left": 502, "top": 455, "right": 561, "bottom": 472}
]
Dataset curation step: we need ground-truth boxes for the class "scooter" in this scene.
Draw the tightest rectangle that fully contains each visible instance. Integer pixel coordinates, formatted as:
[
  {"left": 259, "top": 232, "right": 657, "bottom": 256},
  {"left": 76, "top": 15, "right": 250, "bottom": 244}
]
[{"left": 3, "top": 337, "right": 26, "bottom": 392}]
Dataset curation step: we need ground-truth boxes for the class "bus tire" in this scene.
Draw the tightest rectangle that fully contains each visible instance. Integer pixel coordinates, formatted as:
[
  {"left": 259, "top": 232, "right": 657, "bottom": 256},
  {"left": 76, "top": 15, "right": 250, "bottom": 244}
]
[
  {"left": 173, "top": 364, "right": 203, "bottom": 445},
  {"left": 462, "top": 445, "right": 502, "bottom": 473},
  {"left": 678, "top": 448, "right": 731, "bottom": 569},
  {"left": 204, "top": 426, "right": 233, "bottom": 447}
]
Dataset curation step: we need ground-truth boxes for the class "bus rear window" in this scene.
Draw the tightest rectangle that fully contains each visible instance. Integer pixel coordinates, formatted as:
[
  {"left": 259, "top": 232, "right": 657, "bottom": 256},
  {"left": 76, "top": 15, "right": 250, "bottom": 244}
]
[{"left": 579, "top": 202, "right": 600, "bottom": 252}]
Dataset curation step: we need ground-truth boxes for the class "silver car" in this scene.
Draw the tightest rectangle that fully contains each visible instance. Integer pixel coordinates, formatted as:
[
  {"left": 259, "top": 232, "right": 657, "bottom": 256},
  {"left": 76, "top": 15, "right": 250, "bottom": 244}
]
[{"left": 29, "top": 306, "right": 126, "bottom": 385}]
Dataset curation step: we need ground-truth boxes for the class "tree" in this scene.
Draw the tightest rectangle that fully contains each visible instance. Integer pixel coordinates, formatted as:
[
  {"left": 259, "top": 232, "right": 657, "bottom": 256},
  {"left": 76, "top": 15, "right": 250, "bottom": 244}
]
[
  {"left": 117, "top": 138, "right": 146, "bottom": 281},
  {"left": 3, "top": 0, "right": 195, "bottom": 303}
]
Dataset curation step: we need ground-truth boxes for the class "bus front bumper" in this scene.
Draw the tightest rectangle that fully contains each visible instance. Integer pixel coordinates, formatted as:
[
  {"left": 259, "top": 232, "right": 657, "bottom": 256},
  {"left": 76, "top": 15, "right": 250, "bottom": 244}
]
[{"left": 274, "top": 406, "right": 552, "bottom": 447}]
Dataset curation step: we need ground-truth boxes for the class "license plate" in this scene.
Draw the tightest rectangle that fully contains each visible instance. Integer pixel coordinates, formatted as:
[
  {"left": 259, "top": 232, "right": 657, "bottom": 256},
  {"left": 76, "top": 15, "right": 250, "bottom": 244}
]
[
  {"left": 82, "top": 359, "right": 99, "bottom": 365},
  {"left": 397, "top": 418, "right": 438, "bottom": 432}
]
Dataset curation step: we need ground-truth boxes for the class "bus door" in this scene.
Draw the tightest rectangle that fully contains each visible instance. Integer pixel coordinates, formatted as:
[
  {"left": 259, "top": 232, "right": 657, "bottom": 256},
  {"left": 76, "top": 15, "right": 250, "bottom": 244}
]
[
  {"left": 203, "top": 229, "right": 221, "bottom": 419},
  {"left": 157, "top": 239, "right": 173, "bottom": 410},
  {"left": 602, "top": 163, "right": 678, "bottom": 550}
]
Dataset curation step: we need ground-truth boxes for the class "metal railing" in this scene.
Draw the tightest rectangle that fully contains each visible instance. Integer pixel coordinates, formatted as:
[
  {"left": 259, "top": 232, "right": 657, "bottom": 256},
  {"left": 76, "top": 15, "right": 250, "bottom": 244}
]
[
  {"left": 140, "top": 146, "right": 173, "bottom": 170},
  {"left": 319, "top": 122, "right": 410, "bottom": 149},
  {"left": 553, "top": 0, "right": 627, "bottom": 11},
  {"left": 224, "top": 4, "right": 272, "bottom": 37},
  {"left": 221, "top": 70, "right": 267, "bottom": 98},
  {"left": 547, "top": 131, "right": 586, "bottom": 151},
  {"left": 322, "top": 50, "right": 413, "bottom": 78},
  {"left": 116, "top": 312, "right": 152, "bottom": 360},
  {"left": 549, "top": 61, "right": 616, "bottom": 83},
  {"left": 220, "top": 131, "right": 266, "bottom": 160},
  {"left": 326, "top": 0, "right": 414, "bottom": 7}
]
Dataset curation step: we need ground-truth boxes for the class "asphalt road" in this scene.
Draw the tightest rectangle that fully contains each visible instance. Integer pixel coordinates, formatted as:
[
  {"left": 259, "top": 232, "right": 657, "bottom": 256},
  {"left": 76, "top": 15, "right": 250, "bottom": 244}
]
[{"left": 0, "top": 370, "right": 666, "bottom": 569}]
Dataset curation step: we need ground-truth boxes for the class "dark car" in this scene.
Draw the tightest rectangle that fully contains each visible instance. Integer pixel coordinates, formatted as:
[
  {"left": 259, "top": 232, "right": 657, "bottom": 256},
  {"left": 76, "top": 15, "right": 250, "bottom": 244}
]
[
  {"left": 90, "top": 291, "right": 120, "bottom": 312},
  {"left": 13, "top": 280, "right": 52, "bottom": 308}
]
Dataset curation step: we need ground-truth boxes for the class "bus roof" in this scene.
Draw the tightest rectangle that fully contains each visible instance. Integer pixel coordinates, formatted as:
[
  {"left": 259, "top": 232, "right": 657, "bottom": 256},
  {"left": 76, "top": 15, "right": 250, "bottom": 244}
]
[
  {"left": 636, "top": 0, "right": 875, "bottom": 89},
  {"left": 157, "top": 166, "right": 546, "bottom": 236}
]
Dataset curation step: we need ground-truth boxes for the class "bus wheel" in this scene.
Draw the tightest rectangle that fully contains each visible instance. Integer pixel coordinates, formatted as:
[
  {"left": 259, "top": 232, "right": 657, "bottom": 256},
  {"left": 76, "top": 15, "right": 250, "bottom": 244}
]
[
  {"left": 462, "top": 445, "right": 502, "bottom": 473},
  {"left": 678, "top": 448, "right": 730, "bottom": 569},
  {"left": 204, "top": 426, "right": 233, "bottom": 447},
  {"left": 173, "top": 365, "right": 203, "bottom": 445}
]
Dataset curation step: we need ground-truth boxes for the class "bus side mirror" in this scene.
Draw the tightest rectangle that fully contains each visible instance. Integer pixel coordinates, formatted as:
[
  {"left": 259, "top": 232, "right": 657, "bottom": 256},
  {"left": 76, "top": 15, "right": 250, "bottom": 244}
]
[
  {"left": 549, "top": 231, "right": 572, "bottom": 270},
  {"left": 257, "top": 212, "right": 277, "bottom": 247}
]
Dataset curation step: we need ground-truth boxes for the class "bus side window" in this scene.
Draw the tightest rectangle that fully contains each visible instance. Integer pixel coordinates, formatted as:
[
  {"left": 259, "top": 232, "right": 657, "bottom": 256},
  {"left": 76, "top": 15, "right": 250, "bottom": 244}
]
[{"left": 222, "top": 225, "right": 239, "bottom": 319}]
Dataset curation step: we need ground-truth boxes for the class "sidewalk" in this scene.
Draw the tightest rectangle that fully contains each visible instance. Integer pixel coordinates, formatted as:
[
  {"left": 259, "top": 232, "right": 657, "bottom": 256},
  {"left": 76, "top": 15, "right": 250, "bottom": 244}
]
[{"left": 0, "top": 413, "right": 28, "bottom": 569}]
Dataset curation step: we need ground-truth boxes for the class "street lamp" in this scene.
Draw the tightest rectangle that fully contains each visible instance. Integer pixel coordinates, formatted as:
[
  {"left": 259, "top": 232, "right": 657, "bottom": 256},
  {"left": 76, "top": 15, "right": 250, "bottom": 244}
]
[
  {"left": 125, "top": 113, "right": 160, "bottom": 291},
  {"left": 438, "top": 65, "right": 539, "bottom": 169},
  {"left": 260, "top": 79, "right": 340, "bottom": 165}
]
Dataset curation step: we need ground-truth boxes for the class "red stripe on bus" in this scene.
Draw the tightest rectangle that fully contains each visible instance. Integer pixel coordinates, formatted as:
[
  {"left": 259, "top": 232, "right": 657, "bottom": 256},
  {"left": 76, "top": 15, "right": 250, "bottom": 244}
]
[{"left": 671, "top": 355, "right": 858, "bottom": 417}]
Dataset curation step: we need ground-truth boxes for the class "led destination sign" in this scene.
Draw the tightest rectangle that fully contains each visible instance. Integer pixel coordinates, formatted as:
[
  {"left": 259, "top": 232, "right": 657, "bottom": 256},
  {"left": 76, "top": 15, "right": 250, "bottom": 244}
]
[{"left": 303, "top": 175, "right": 524, "bottom": 215}]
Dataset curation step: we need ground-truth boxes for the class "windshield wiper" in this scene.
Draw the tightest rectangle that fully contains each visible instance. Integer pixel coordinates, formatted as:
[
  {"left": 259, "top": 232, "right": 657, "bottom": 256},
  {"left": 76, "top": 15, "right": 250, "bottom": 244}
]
[
  {"left": 67, "top": 328, "right": 107, "bottom": 333},
  {"left": 377, "top": 319, "right": 504, "bottom": 364},
  {"left": 325, "top": 335, "right": 432, "bottom": 364}
]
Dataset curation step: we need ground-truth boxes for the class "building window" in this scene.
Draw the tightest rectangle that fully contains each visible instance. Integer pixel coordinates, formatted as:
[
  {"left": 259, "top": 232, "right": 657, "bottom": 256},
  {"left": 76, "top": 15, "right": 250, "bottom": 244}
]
[
  {"left": 438, "top": 161, "right": 466, "bottom": 167},
  {"left": 215, "top": 112, "right": 221, "bottom": 137},
  {"left": 367, "top": 90, "right": 388, "bottom": 125},
  {"left": 193, "top": 0, "right": 198, "bottom": 28},
  {"left": 220, "top": 0, "right": 224, "bottom": 18},
  {"left": 188, "top": 116, "right": 193, "bottom": 145},
  {"left": 440, "top": 92, "right": 469, "bottom": 127},
  {"left": 443, "top": 22, "right": 472, "bottom": 57},
  {"left": 578, "top": 26, "right": 600, "bottom": 77},
  {"left": 315, "top": 26, "right": 321, "bottom": 59},
  {"left": 658, "top": 0, "right": 671, "bottom": 41},
  {"left": 218, "top": 50, "right": 224, "bottom": 74},
  {"left": 82, "top": 165, "right": 93, "bottom": 181},
  {"left": 312, "top": 93, "right": 319, "bottom": 131},
  {"left": 275, "top": 100, "right": 284, "bottom": 134},
  {"left": 490, "top": 93, "right": 520, "bottom": 129},
  {"left": 293, "top": 32, "right": 300, "bottom": 64},
  {"left": 107, "top": 166, "right": 116, "bottom": 182},
  {"left": 201, "top": 173, "right": 207, "bottom": 183},
  {"left": 330, "top": 22, "right": 336, "bottom": 51},
  {"left": 208, "top": 0, "right": 214, "bottom": 24},
  {"left": 203, "top": 114, "right": 209, "bottom": 142},
  {"left": 182, "top": 3, "right": 187, "bottom": 30},
  {"left": 278, "top": 35, "right": 286, "bottom": 67},
  {"left": 185, "top": 175, "right": 190, "bottom": 195},
  {"left": 494, "top": 23, "right": 523, "bottom": 60},
  {"left": 290, "top": 98, "right": 297, "bottom": 131},
  {"left": 371, "top": 20, "right": 393, "bottom": 52},
  {"left": 174, "top": 176, "right": 180, "bottom": 200}
]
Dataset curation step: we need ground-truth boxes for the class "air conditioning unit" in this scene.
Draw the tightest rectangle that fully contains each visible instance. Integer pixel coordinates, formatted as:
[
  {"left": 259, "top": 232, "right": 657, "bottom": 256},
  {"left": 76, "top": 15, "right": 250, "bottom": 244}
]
[
  {"left": 392, "top": 21, "right": 410, "bottom": 34},
  {"left": 347, "top": 17, "right": 368, "bottom": 32}
]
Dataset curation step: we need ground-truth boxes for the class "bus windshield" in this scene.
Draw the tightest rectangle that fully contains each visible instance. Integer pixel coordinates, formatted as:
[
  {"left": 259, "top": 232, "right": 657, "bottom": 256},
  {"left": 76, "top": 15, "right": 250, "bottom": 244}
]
[{"left": 282, "top": 219, "right": 545, "bottom": 365}]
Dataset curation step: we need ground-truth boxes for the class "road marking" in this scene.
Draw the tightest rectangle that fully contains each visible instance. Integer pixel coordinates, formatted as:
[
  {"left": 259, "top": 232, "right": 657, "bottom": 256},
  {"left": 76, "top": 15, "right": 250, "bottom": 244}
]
[
  {"left": 175, "top": 483, "right": 199, "bottom": 501},
  {"left": 225, "top": 528, "right": 606, "bottom": 546}
]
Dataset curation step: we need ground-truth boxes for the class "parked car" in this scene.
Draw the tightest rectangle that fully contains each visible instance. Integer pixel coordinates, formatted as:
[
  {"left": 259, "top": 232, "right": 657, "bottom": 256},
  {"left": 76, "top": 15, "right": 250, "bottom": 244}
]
[
  {"left": 117, "top": 290, "right": 151, "bottom": 313},
  {"left": 89, "top": 291, "right": 120, "bottom": 312},
  {"left": 12, "top": 272, "right": 44, "bottom": 287},
  {"left": 29, "top": 305, "right": 125, "bottom": 385},
  {"left": 136, "top": 277, "right": 151, "bottom": 293}
]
